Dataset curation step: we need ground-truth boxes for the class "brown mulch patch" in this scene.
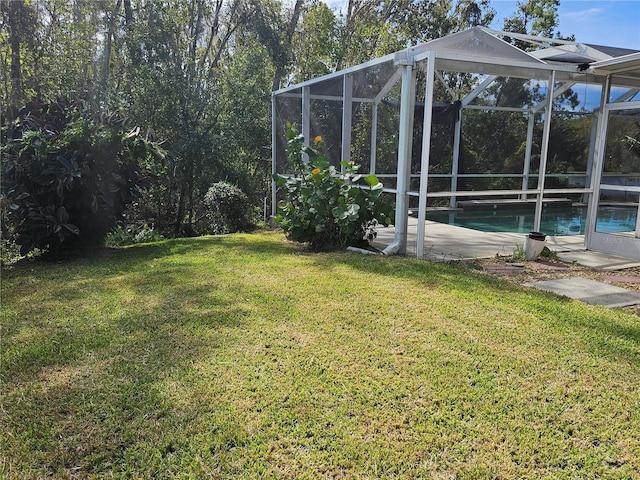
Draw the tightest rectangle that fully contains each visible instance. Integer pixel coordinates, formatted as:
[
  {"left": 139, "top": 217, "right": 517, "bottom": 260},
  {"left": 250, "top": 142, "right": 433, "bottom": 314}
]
[{"left": 470, "top": 255, "right": 640, "bottom": 317}]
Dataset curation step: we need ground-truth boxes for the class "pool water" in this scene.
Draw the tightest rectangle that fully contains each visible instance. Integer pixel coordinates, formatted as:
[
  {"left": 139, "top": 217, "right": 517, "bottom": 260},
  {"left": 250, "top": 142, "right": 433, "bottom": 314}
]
[{"left": 426, "top": 206, "right": 637, "bottom": 236}]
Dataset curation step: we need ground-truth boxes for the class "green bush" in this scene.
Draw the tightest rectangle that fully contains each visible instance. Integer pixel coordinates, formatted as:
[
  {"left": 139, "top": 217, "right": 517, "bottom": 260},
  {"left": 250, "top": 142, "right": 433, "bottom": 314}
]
[
  {"left": 202, "top": 182, "right": 256, "bottom": 234},
  {"left": 1, "top": 100, "right": 163, "bottom": 257},
  {"left": 273, "top": 123, "right": 393, "bottom": 251}
]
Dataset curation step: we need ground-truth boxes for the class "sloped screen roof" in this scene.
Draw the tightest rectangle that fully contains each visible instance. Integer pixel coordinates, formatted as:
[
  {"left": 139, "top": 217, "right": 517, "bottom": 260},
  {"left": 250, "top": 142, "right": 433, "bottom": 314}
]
[
  {"left": 413, "top": 27, "right": 545, "bottom": 64},
  {"left": 411, "top": 27, "right": 578, "bottom": 79},
  {"left": 274, "top": 27, "right": 639, "bottom": 100}
]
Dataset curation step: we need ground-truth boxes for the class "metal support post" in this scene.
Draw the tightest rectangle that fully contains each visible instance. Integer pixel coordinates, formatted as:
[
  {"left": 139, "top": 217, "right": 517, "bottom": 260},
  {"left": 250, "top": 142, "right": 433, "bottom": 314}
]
[
  {"left": 417, "top": 52, "right": 436, "bottom": 259},
  {"left": 533, "top": 70, "right": 556, "bottom": 232}
]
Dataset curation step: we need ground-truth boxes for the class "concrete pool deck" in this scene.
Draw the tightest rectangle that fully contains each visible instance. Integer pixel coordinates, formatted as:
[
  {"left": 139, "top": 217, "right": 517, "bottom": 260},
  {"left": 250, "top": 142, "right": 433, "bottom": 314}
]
[
  {"left": 370, "top": 218, "right": 640, "bottom": 308},
  {"left": 371, "top": 217, "right": 640, "bottom": 270}
]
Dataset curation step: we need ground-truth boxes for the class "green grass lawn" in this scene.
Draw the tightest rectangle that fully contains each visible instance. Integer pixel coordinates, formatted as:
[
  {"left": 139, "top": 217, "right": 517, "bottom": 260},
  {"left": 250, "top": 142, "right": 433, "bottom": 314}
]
[{"left": 1, "top": 231, "right": 639, "bottom": 479}]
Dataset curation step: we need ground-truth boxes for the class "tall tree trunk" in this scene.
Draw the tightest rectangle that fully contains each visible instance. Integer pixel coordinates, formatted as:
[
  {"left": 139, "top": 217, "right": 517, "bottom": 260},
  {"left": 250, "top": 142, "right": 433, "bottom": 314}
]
[
  {"left": 7, "top": 0, "right": 24, "bottom": 105},
  {"left": 122, "top": 0, "right": 140, "bottom": 67},
  {"left": 100, "top": 0, "right": 122, "bottom": 101},
  {"left": 271, "top": 0, "right": 303, "bottom": 91}
]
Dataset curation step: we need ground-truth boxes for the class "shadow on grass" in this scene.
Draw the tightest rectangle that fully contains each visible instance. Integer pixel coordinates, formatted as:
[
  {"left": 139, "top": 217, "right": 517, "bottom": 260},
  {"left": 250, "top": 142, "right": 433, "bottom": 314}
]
[
  {"left": 1, "top": 236, "right": 272, "bottom": 476},
  {"left": 2, "top": 232, "right": 639, "bottom": 477},
  {"left": 245, "top": 238, "right": 640, "bottom": 367}
]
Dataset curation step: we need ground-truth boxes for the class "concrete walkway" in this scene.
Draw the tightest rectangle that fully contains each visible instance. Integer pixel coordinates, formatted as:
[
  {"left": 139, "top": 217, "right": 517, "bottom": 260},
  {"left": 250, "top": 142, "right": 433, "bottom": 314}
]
[{"left": 524, "top": 277, "right": 640, "bottom": 308}]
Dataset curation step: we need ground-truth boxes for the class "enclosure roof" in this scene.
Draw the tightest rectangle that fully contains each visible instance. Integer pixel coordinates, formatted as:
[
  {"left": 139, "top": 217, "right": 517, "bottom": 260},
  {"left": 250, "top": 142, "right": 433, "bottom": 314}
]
[
  {"left": 589, "top": 52, "right": 640, "bottom": 88},
  {"left": 590, "top": 52, "right": 640, "bottom": 74},
  {"left": 588, "top": 45, "right": 639, "bottom": 59},
  {"left": 274, "top": 27, "right": 640, "bottom": 99}
]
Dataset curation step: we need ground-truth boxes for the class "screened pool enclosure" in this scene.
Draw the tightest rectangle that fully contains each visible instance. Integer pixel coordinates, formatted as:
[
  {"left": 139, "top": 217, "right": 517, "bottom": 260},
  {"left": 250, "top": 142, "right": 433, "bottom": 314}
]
[{"left": 272, "top": 27, "right": 640, "bottom": 259}]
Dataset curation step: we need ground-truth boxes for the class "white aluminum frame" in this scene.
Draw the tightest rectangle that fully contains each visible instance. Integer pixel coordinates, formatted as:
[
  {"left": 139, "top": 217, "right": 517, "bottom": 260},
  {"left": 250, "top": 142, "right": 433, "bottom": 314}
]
[{"left": 272, "top": 27, "right": 640, "bottom": 260}]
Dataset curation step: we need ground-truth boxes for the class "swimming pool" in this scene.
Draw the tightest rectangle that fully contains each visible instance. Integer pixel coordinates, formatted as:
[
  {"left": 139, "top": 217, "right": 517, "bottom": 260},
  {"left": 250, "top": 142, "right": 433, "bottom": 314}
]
[{"left": 425, "top": 205, "right": 637, "bottom": 236}]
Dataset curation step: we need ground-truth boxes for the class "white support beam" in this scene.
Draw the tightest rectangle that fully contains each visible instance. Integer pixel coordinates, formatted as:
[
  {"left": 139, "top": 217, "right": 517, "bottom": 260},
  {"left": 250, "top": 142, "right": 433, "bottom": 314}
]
[
  {"left": 272, "top": 50, "right": 397, "bottom": 96},
  {"left": 302, "top": 86, "right": 311, "bottom": 164},
  {"left": 532, "top": 82, "right": 576, "bottom": 113},
  {"left": 533, "top": 70, "right": 556, "bottom": 232},
  {"left": 341, "top": 74, "right": 353, "bottom": 169},
  {"left": 586, "top": 76, "right": 612, "bottom": 248},
  {"left": 583, "top": 108, "right": 600, "bottom": 203},
  {"left": 521, "top": 113, "right": 535, "bottom": 199},
  {"left": 612, "top": 88, "right": 640, "bottom": 103},
  {"left": 275, "top": 93, "right": 373, "bottom": 103},
  {"left": 370, "top": 102, "right": 378, "bottom": 174},
  {"left": 450, "top": 109, "right": 462, "bottom": 208},
  {"left": 462, "top": 75, "right": 497, "bottom": 107},
  {"left": 480, "top": 26, "right": 579, "bottom": 47},
  {"left": 382, "top": 62, "right": 416, "bottom": 256},
  {"left": 417, "top": 52, "right": 436, "bottom": 259},
  {"left": 271, "top": 94, "right": 278, "bottom": 217},
  {"left": 374, "top": 68, "right": 403, "bottom": 103},
  {"left": 465, "top": 105, "right": 528, "bottom": 113},
  {"left": 436, "top": 71, "right": 457, "bottom": 101}
]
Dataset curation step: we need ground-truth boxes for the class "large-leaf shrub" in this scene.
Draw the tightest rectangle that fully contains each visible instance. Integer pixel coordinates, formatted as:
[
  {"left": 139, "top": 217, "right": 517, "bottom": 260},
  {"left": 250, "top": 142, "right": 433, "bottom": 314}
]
[
  {"left": 273, "top": 124, "right": 393, "bottom": 251},
  {"left": 1, "top": 100, "right": 162, "bottom": 256}
]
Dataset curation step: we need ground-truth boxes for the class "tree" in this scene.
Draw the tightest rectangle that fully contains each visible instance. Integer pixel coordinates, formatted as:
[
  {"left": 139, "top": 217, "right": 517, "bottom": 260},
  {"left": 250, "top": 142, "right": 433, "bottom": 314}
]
[
  {"left": 1, "top": 0, "right": 102, "bottom": 106},
  {"left": 503, "top": 0, "right": 560, "bottom": 43},
  {"left": 290, "top": 0, "right": 339, "bottom": 81},
  {"left": 106, "top": 0, "right": 260, "bottom": 235}
]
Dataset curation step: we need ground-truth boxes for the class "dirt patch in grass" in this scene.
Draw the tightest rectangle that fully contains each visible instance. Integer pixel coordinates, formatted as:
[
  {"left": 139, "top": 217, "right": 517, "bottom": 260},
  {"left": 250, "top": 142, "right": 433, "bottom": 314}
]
[{"left": 469, "top": 255, "right": 640, "bottom": 316}]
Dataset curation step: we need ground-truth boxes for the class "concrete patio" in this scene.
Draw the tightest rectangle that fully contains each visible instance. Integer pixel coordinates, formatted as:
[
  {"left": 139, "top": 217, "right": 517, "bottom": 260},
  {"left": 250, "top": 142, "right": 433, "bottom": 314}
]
[
  {"left": 371, "top": 218, "right": 640, "bottom": 308},
  {"left": 372, "top": 216, "right": 640, "bottom": 270}
]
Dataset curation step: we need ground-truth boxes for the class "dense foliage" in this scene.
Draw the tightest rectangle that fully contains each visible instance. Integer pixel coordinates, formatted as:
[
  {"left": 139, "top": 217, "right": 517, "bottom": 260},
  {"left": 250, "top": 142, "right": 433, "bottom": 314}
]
[
  {"left": 2, "top": 0, "right": 623, "bottom": 258},
  {"left": 274, "top": 124, "right": 393, "bottom": 251},
  {"left": 1, "top": 100, "right": 161, "bottom": 255}
]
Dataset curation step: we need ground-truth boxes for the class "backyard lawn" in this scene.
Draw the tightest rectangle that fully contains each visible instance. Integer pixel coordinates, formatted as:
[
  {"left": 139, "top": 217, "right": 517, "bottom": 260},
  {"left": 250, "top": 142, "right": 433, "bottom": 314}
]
[{"left": 1, "top": 231, "right": 639, "bottom": 479}]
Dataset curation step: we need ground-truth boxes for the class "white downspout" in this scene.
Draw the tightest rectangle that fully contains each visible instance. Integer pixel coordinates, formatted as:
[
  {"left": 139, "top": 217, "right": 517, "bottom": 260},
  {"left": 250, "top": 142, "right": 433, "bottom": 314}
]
[{"left": 383, "top": 57, "right": 416, "bottom": 255}]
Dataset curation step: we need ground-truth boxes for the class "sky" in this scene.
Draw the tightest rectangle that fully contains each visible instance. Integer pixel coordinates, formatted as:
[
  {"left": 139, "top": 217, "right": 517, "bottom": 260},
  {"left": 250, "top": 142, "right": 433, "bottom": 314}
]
[{"left": 323, "top": 0, "right": 640, "bottom": 50}]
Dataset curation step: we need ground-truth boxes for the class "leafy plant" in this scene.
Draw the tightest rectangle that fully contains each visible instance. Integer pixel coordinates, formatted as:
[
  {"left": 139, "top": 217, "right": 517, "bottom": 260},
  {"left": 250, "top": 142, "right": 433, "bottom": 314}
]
[
  {"left": 539, "top": 245, "right": 560, "bottom": 261},
  {"left": 512, "top": 244, "right": 526, "bottom": 261},
  {"left": 104, "top": 224, "right": 164, "bottom": 247},
  {"left": 1, "top": 100, "right": 163, "bottom": 256},
  {"left": 202, "top": 182, "right": 256, "bottom": 235},
  {"left": 273, "top": 123, "right": 393, "bottom": 251}
]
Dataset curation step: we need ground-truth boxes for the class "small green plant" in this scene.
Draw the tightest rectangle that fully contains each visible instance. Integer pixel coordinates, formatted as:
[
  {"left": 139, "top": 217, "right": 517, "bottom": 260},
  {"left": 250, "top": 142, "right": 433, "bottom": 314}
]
[
  {"left": 512, "top": 244, "right": 526, "bottom": 261},
  {"left": 105, "top": 224, "right": 163, "bottom": 247},
  {"left": 539, "top": 246, "right": 560, "bottom": 261},
  {"left": 273, "top": 123, "right": 393, "bottom": 251}
]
